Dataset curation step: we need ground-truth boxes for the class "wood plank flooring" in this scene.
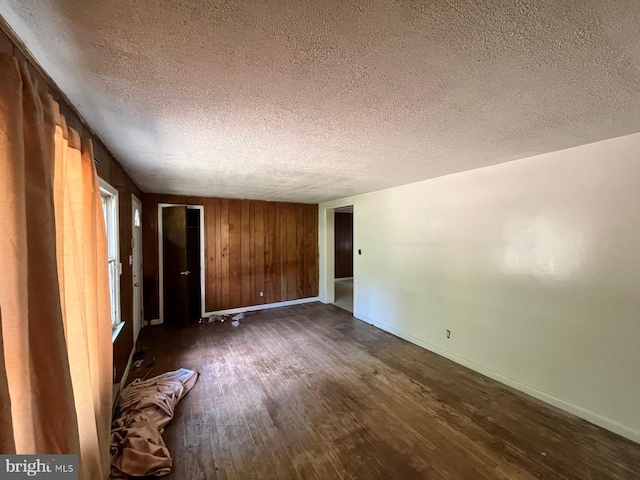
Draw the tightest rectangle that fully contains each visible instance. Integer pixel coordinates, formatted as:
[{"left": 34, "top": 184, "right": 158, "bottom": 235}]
[{"left": 129, "top": 302, "right": 640, "bottom": 479}]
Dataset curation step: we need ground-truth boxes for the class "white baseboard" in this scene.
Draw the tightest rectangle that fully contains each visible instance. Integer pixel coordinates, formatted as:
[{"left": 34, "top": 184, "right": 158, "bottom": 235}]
[
  {"left": 119, "top": 349, "right": 136, "bottom": 389},
  {"left": 354, "top": 311, "right": 640, "bottom": 444},
  {"left": 205, "top": 297, "right": 319, "bottom": 316},
  {"left": 150, "top": 298, "right": 319, "bottom": 325},
  {"left": 112, "top": 347, "right": 136, "bottom": 416}
]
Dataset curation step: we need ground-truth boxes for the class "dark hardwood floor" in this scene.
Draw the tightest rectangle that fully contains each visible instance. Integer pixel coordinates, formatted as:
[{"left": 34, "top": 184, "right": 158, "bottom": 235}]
[{"left": 129, "top": 302, "right": 640, "bottom": 479}]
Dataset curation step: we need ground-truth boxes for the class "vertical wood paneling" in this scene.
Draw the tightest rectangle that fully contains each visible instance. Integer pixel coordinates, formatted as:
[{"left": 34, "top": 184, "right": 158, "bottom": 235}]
[
  {"left": 142, "top": 194, "right": 158, "bottom": 320},
  {"left": 240, "top": 200, "right": 251, "bottom": 306},
  {"left": 265, "top": 203, "right": 278, "bottom": 303},
  {"left": 278, "top": 204, "right": 288, "bottom": 302},
  {"left": 205, "top": 198, "right": 215, "bottom": 312},
  {"left": 142, "top": 196, "right": 318, "bottom": 315},
  {"left": 272, "top": 203, "right": 281, "bottom": 303},
  {"left": 296, "top": 204, "right": 305, "bottom": 298},
  {"left": 93, "top": 142, "right": 113, "bottom": 181},
  {"left": 220, "top": 199, "right": 230, "bottom": 310},
  {"left": 263, "top": 203, "right": 272, "bottom": 303},
  {"left": 254, "top": 202, "right": 265, "bottom": 304},
  {"left": 212, "top": 198, "right": 220, "bottom": 310},
  {"left": 286, "top": 205, "right": 297, "bottom": 300},
  {"left": 228, "top": 200, "right": 242, "bottom": 308},
  {"left": 301, "top": 206, "right": 310, "bottom": 297},
  {"left": 249, "top": 202, "right": 256, "bottom": 305},
  {"left": 306, "top": 205, "right": 320, "bottom": 297}
]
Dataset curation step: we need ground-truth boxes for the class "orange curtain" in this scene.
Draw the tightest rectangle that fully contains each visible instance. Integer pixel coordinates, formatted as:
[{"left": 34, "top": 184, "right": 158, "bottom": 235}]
[{"left": 0, "top": 54, "right": 112, "bottom": 479}]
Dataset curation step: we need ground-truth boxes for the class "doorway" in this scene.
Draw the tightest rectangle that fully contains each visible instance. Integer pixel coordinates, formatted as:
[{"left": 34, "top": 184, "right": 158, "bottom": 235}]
[
  {"left": 333, "top": 206, "right": 353, "bottom": 313},
  {"left": 131, "top": 194, "right": 143, "bottom": 343},
  {"left": 158, "top": 204, "right": 204, "bottom": 327}
]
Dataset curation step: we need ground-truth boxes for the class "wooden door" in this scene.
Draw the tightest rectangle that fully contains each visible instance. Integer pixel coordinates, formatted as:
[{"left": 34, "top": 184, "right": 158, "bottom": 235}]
[{"left": 163, "top": 206, "right": 189, "bottom": 327}]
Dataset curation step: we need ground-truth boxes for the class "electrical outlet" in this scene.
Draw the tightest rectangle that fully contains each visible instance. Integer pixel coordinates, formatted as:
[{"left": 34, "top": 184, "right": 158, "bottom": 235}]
[
  {"left": 446, "top": 329, "right": 451, "bottom": 339},
  {"left": 259, "top": 291, "right": 264, "bottom": 297}
]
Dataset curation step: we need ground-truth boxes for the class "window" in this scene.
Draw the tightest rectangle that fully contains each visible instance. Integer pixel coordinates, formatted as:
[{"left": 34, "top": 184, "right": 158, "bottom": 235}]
[{"left": 99, "top": 178, "right": 120, "bottom": 329}]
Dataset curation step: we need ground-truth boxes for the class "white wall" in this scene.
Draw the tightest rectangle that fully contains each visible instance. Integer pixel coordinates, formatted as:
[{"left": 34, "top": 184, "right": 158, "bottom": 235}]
[{"left": 319, "top": 132, "right": 640, "bottom": 443}]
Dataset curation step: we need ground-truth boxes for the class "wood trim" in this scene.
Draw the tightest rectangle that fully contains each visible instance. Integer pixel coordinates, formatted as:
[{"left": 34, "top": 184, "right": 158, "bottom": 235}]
[{"left": 205, "top": 296, "right": 319, "bottom": 316}]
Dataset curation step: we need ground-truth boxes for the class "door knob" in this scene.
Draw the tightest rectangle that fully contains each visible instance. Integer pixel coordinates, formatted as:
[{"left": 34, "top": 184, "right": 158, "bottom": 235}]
[
  {"left": 180, "top": 271, "right": 190, "bottom": 276},
  {"left": 134, "top": 283, "right": 140, "bottom": 287}
]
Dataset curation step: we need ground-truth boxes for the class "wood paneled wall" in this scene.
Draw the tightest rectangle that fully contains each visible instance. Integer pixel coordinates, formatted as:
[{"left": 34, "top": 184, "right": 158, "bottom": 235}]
[
  {"left": 143, "top": 194, "right": 319, "bottom": 319},
  {"left": 1, "top": 25, "right": 142, "bottom": 383}
]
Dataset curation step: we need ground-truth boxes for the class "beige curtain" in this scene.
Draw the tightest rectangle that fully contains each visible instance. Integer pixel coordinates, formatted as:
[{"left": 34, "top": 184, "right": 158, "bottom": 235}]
[{"left": 0, "top": 54, "right": 112, "bottom": 479}]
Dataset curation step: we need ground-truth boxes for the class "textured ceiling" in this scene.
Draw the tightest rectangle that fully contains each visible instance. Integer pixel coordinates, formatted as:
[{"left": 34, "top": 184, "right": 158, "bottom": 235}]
[{"left": 1, "top": 1, "right": 640, "bottom": 203}]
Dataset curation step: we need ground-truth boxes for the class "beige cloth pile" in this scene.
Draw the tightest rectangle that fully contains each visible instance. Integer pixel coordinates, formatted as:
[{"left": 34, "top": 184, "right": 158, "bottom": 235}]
[{"left": 110, "top": 368, "right": 198, "bottom": 478}]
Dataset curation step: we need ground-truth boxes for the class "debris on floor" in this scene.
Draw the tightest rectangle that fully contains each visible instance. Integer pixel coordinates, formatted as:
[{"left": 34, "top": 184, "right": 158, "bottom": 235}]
[
  {"left": 131, "top": 350, "right": 146, "bottom": 370},
  {"left": 141, "top": 357, "right": 155, "bottom": 380},
  {"left": 199, "top": 314, "right": 232, "bottom": 325},
  {"left": 110, "top": 368, "right": 198, "bottom": 478},
  {"left": 199, "top": 310, "right": 259, "bottom": 327},
  {"left": 129, "top": 351, "right": 155, "bottom": 380},
  {"left": 199, "top": 315, "right": 216, "bottom": 324},
  {"left": 231, "top": 312, "right": 244, "bottom": 327}
]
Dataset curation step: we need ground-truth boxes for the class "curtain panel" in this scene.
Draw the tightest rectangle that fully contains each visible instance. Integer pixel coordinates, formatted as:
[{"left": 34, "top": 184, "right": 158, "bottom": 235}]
[{"left": 0, "top": 53, "right": 112, "bottom": 479}]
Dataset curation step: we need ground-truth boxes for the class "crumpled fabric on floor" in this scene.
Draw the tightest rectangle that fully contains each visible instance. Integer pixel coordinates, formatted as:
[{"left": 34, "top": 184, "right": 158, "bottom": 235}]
[
  {"left": 110, "top": 368, "right": 198, "bottom": 478},
  {"left": 110, "top": 413, "right": 172, "bottom": 478}
]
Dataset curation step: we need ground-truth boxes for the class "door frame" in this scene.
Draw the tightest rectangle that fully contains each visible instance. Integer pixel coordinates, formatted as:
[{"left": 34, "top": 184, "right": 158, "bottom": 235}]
[
  {"left": 132, "top": 194, "right": 143, "bottom": 340},
  {"left": 319, "top": 200, "right": 356, "bottom": 309},
  {"left": 157, "top": 203, "right": 205, "bottom": 325}
]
